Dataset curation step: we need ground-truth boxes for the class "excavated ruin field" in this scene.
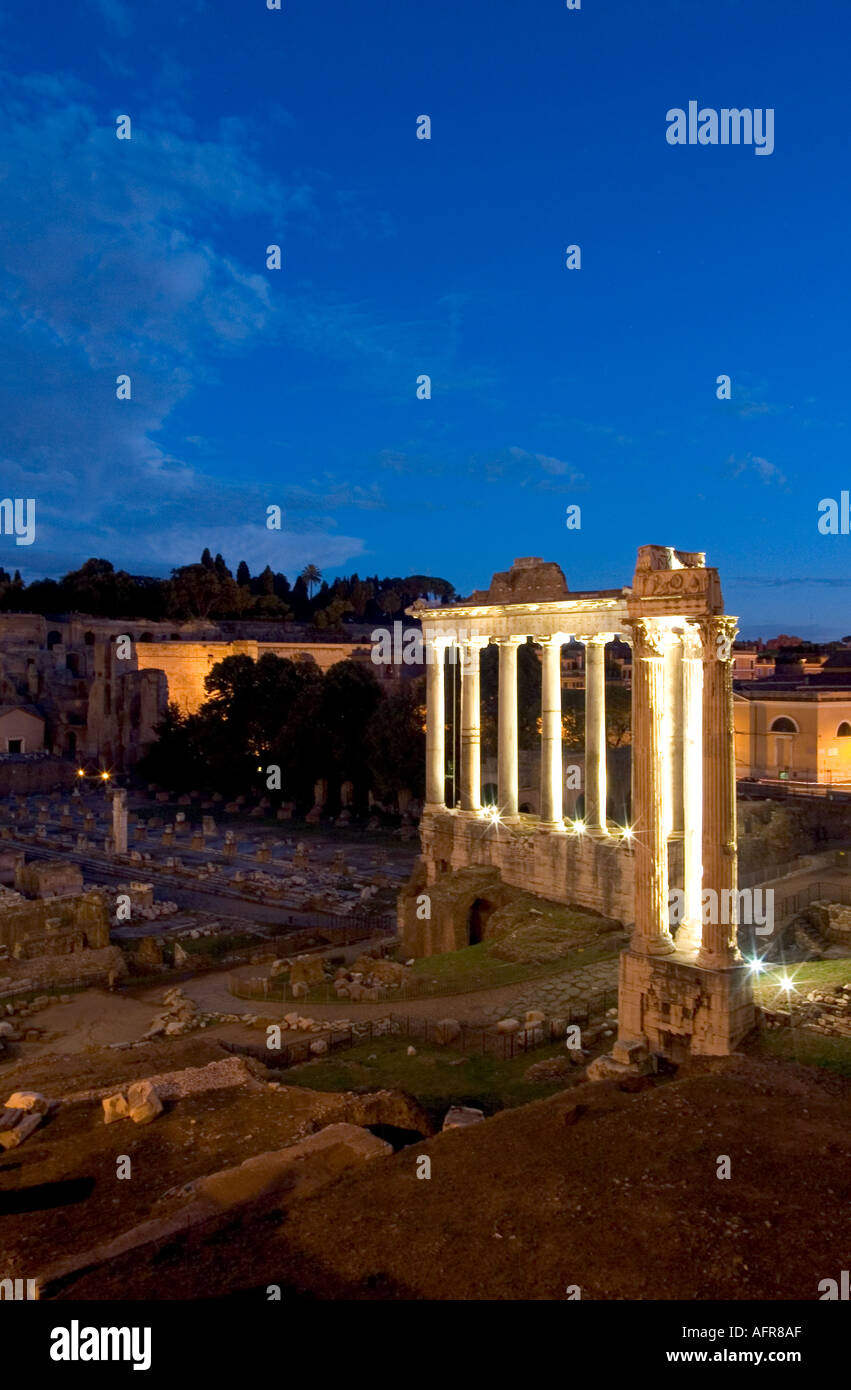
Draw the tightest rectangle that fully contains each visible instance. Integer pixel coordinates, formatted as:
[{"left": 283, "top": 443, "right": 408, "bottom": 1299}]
[{"left": 2, "top": 1042, "right": 849, "bottom": 1301}]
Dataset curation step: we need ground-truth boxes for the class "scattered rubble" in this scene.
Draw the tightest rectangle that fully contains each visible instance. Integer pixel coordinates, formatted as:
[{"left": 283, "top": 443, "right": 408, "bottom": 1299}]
[{"left": 0, "top": 1088, "right": 58, "bottom": 1148}]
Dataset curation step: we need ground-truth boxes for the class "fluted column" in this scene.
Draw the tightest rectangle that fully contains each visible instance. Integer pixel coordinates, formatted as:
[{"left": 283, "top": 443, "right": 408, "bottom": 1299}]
[
  {"left": 424, "top": 636, "right": 447, "bottom": 811},
  {"left": 698, "top": 616, "right": 740, "bottom": 968},
  {"left": 628, "top": 620, "right": 675, "bottom": 954},
  {"left": 539, "top": 635, "right": 565, "bottom": 826},
  {"left": 496, "top": 637, "right": 524, "bottom": 817},
  {"left": 583, "top": 636, "right": 608, "bottom": 833},
  {"left": 678, "top": 630, "right": 704, "bottom": 952},
  {"left": 459, "top": 635, "right": 488, "bottom": 813},
  {"left": 663, "top": 636, "right": 684, "bottom": 838}
]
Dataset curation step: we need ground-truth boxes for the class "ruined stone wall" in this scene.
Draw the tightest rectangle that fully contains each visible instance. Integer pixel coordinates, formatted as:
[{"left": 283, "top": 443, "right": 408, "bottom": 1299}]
[
  {"left": 0, "top": 890, "right": 110, "bottom": 958},
  {"left": 0, "top": 756, "right": 76, "bottom": 796},
  {"left": 400, "top": 815, "right": 637, "bottom": 957},
  {"left": 617, "top": 950, "right": 754, "bottom": 1060},
  {"left": 136, "top": 639, "right": 378, "bottom": 715},
  {"left": 15, "top": 859, "right": 83, "bottom": 899},
  {"left": 420, "top": 812, "right": 635, "bottom": 921},
  {"left": 398, "top": 864, "right": 519, "bottom": 957}
]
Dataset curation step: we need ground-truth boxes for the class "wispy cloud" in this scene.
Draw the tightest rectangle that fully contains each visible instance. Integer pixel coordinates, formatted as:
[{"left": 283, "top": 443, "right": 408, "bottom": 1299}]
[{"left": 727, "top": 453, "right": 788, "bottom": 487}]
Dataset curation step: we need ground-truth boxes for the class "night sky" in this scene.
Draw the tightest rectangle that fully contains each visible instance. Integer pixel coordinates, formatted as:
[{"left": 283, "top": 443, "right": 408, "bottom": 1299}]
[{"left": 1, "top": 0, "right": 849, "bottom": 638}]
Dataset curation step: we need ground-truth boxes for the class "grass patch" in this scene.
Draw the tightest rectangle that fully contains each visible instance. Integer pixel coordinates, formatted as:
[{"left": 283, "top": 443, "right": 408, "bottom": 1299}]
[
  {"left": 282, "top": 1034, "right": 574, "bottom": 1121},
  {"left": 407, "top": 935, "right": 620, "bottom": 992},
  {"left": 292, "top": 935, "right": 622, "bottom": 1005},
  {"left": 757, "top": 1027, "right": 851, "bottom": 1078},
  {"left": 753, "top": 957, "right": 851, "bottom": 1009}
]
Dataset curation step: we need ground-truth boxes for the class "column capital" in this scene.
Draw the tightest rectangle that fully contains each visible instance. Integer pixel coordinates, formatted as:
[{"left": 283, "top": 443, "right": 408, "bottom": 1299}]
[
  {"left": 697, "top": 615, "right": 738, "bottom": 663},
  {"left": 625, "top": 618, "right": 678, "bottom": 659},
  {"left": 681, "top": 624, "right": 704, "bottom": 661},
  {"left": 457, "top": 634, "right": 490, "bottom": 651},
  {"left": 493, "top": 634, "right": 526, "bottom": 647},
  {"left": 575, "top": 632, "right": 615, "bottom": 647},
  {"left": 426, "top": 632, "right": 455, "bottom": 652},
  {"left": 538, "top": 632, "right": 568, "bottom": 647}
]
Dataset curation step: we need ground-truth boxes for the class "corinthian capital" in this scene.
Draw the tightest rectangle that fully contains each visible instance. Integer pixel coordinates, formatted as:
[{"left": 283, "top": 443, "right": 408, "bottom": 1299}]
[
  {"left": 698, "top": 615, "right": 738, "bottom": 663},
  {"left": 626, "top": 619, "right": 674, "bottom": 659}
]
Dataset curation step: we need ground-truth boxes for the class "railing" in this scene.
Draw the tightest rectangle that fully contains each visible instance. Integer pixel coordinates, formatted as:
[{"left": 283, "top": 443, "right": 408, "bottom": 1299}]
[
  {"left": 739, "top": 848, "right": 851, "bottom": 890},
  {"left": 0, "top": 973, "right": 110, "bottom": 1004},
  {"left": 219, "top": 988, "right": 620, "bottom": 1072},
  {"left": 740, "top": 778, "right": 851, "bottom": 802},
  {"left": 773, "top": 880, "right": 851, "bottom": 926}
]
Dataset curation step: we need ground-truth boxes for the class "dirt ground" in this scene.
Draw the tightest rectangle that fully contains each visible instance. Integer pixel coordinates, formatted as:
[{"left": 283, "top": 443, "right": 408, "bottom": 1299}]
[{"left": 3, "top": 1043, "right": 849, "bottom": 1301}]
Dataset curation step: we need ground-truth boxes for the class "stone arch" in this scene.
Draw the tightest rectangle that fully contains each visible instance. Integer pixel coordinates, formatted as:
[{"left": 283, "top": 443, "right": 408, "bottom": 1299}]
[
  {"left": 468, "top": 896, "right": 496, "bottom": 945},
  {"left": 837, "top": 721, "right": 851, "bottom": 738},
  {"left": 84, "top": 630, "right": 95, "bottom": 646},
  {"left": 47, "top": 630, "right": 62, "bottom": 649},
  {"left": 769, "top": 715, "right": 798, "bottom": 734}
]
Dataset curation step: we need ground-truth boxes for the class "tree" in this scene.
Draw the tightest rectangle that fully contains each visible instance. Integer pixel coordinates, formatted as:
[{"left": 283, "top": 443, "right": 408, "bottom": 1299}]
[
  {"left": 314, "top": 598, "right": 353, "bottom": 630},
  {"left": 378, "top": 588, "right": 401, "bottom": 616},
  {"left": 365, "top": 678, "right": 426, "bottom": 802},
  {"left": 165, "top": 564, "right": 242, "bottom": 619},
  {"left": 300, "top": 564, "right": 322, "bottom": 598},
  {"left": 315, "top": 660, "right": 383, "bottom": 806},
  {"left": 236, "top": 560, "right": 251, "bottom": 587},
  {"left": 201, "top": 548, "right": 215, "bottom": 571}
]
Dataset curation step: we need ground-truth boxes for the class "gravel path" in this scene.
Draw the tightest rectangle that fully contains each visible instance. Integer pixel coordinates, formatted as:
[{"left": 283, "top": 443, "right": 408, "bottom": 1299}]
[{"left": 177, "top": 958, "right": 620, "bottom": 1027}]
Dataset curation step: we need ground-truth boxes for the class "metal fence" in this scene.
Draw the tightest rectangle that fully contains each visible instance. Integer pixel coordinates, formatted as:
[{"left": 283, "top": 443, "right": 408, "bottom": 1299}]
[
  {"left": 773, "top": 879, "right": 851, "bottom": 926},
  {"left": 219, "top": 988, "right": 619, "bottom": 1072},
  {"left": 739, "top": 847, "right": 851, "bottom": 890}
]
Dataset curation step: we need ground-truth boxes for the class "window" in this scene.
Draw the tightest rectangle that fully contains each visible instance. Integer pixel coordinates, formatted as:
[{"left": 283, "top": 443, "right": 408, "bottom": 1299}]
[
  {"left": 837, "top": 721, "right": 851, "bottom": 738},
  {"left": 7, "top": 738, "right": 23, "bottom": 753},
  {"left": 769, "top": 716, "right": 798, "bottom": 734}
]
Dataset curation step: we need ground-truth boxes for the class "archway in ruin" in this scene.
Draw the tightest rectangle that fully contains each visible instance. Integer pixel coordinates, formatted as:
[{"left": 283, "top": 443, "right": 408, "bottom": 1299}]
[{"left": 468, "top": 897, "right": 495, "bottom": 945}]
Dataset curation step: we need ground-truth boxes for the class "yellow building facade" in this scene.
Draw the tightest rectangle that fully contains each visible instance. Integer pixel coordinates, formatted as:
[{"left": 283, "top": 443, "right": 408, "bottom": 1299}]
[{"left": 734, "top": 689, "right": 851, "bottom": 785}]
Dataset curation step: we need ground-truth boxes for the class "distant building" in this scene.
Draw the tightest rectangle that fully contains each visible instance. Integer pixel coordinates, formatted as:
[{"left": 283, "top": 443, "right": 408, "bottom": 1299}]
[
  {"left": 0, "top": 612, "right": 417, "bottom": 767},
  {"left": 735, "top": 687, "right": 851, "bottom": 786},
  {"left": 0, "top": 704, "right": 44, "bottom": 754},
  {"left": 0, "top": 614, "right": 166, "bottom": 771}
]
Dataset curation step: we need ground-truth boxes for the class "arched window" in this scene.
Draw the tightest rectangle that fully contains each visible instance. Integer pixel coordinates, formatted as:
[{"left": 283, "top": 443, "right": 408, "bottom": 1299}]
[
  {"left": 837, "top": 721, "right": 851, "bottom": 738},
  {"left": 84, "top": 631, "right": 95, "bottom": 646},
  {"left": 47, "top": 630, "right": 62, "bottom": 649},
  {"left": 769, "top": 716, "right": 798, "bottom": 734}
]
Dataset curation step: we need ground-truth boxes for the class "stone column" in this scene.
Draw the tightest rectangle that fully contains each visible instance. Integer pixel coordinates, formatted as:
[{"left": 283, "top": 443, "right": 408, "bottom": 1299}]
[
  {"left": 663, "top": 636, "right": 684, "bottom": 839},
  {"left": 679, "top": 630, "right": 704, "bottom": 952},
  {"left": 459, "top": 636, "right": 488, "bottom": 813},
  {"left": 496, "top": 637, "right": 524, "bottom": 817},
  {"left": 628, "top": 620, "right": 675, "bottom": 954},
  {"left": 698, "top": 616, "right": 740, "bottom": 969},
  {"left": 112, "top": 788, "right": 128, "bottom": 855},
  {"left": 424, "top": 637, "right": 447, "bottom": 811},
  {"left": 539, "top": 636, "right": 565, "bottom": 826},
  {"left": 582, "top": 636, "right": 608, "bottom": 833}
]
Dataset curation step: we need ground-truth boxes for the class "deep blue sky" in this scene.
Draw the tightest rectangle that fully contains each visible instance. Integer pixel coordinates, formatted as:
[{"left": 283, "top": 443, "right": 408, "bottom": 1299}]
[{"left": 0, "top": 0, "right": 849, "bottom": 637}]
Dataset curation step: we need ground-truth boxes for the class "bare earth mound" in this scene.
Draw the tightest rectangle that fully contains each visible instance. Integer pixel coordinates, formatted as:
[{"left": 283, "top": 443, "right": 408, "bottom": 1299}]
[{"left": 28, "top": 1050, "right": 851, "bottom": 1301}]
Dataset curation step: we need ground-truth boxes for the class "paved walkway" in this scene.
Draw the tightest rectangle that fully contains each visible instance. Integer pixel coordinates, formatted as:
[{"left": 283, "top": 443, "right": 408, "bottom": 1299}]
[{"left": 177, "top": 957, "right": 620, "bottom": 1028}]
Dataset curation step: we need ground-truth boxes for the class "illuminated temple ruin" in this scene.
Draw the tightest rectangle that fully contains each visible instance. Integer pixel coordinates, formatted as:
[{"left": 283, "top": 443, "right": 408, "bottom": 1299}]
[{"left": 400, "top": 545, "right": 754, "bottom": 1059}]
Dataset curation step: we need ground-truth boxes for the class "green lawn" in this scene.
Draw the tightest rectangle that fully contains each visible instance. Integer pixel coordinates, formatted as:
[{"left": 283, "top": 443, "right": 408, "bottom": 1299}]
[
  {"left": 753, "top": 957, "right": 851, "bottom": 1010},
  {"left": 282, "top": 1034, "right": 574, "bottom": 1121},
  {"left": 757, "top": 1028, "right": 851, "bottom": 1078},
  {"left": 753, "top": 956, "right": 851, "bottom": 1077},
  {"left": 295, "top": 935, "right": 621, "bottom": 1004}
]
